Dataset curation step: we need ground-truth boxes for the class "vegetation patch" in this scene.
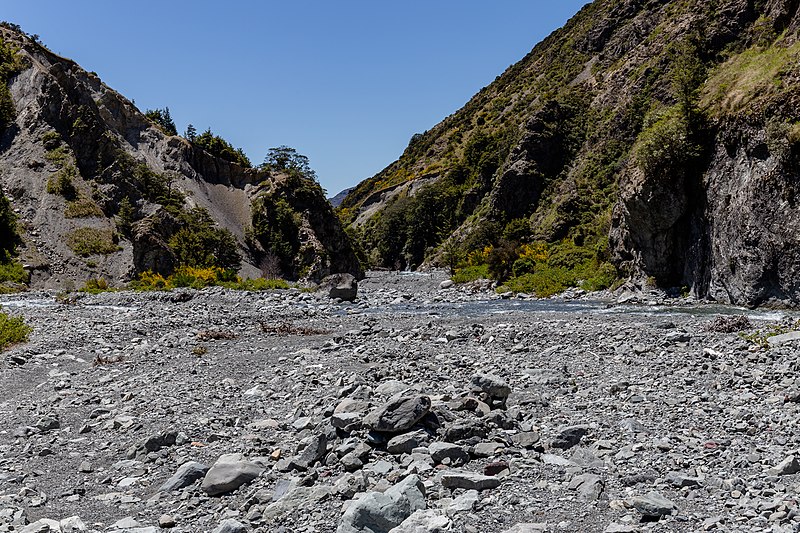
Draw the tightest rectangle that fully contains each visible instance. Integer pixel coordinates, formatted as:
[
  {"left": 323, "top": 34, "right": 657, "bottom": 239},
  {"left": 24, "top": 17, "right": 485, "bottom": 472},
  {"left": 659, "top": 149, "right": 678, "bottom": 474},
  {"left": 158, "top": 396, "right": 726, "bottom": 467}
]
[
  {"left": 168, "top": 208, "right": 241, "bottom": 271},
  {"left": 46, "top": 165, "right": 79, "bottom": 200},
  {"left": 65, "top": 197, "right": 103, "bottom": 218},
  {"left": 0, "top": 312, "right": 31, "bottom": 351},
  {"left": 703, "top": 40, "right": 800, "bottom": 116},
  {"left": 130, "top": 266, "right": 291, "bottom": 292},
  {"left": 190, "top": 128, "right": 251, "bottom": 167},
  {"left": 66, "top": 228, "right": 121, "bottom": 257}
]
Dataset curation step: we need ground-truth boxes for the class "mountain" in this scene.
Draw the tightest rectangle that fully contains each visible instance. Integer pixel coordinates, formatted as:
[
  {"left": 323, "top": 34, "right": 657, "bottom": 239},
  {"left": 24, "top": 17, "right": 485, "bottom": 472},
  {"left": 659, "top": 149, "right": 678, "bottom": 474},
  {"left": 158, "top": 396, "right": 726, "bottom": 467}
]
[
  {"left": 0, "top": 24, "right": 362, "bottom": 288},
  {"left": 329, "top": 187, "right": 354, "bottom": 208},
  {"left": 341, "top": 0, "right": 800, "bottom": 306}
]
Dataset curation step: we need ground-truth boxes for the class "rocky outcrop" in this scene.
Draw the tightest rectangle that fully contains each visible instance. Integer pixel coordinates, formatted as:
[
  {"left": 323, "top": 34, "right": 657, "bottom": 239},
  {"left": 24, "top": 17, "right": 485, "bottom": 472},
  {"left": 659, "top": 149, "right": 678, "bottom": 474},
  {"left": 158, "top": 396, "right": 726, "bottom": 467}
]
[
  {"left": 0, "top": 26, "right": 361, "bottom": 287},
  {"left": 343, "top": 0, "right": 800, "bottom": 306}
]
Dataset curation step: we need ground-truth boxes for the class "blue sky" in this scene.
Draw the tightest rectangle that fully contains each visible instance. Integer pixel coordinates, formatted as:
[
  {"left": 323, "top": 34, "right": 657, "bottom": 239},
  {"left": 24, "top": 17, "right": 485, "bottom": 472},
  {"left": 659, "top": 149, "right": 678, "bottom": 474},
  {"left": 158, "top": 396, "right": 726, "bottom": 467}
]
[{"left": 4, "top": 1, "right": 589, "bottom": 195}]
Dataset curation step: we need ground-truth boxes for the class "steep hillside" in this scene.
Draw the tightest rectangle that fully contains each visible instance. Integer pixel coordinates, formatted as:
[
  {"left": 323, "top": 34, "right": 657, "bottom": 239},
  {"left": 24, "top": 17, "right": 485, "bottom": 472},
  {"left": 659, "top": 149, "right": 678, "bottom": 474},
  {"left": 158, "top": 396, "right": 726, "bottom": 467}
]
[
  {"left": 342, "top": 0, "right": 800, "bottom": 306},
  {"left": 0, "top": 25, "right": 361, "bottom": 288}
]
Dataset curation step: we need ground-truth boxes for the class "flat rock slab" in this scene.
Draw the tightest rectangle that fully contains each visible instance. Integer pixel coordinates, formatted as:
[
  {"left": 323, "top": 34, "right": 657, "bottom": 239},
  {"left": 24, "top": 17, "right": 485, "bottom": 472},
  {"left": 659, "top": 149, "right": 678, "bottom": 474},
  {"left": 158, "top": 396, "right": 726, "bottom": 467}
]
[
  {"left": 441, "top": 471, "right": 501, "bottom": 491},
  {"left": 631, "top": 491, "right": 676, "bottom": 517},
  {"left": 201, "top": 453, "right": 264, "bottom": 496},
  {"left": 768, "top": 331, "right": 800, "bottom": 346}
]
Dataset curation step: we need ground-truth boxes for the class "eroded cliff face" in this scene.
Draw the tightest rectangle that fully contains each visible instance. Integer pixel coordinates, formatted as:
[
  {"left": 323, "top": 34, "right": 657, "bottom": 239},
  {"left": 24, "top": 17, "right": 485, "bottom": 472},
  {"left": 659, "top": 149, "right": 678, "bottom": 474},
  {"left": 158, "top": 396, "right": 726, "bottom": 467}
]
[
  {"left": 343, "top": 0, "right": 800, "bottom": 306},
  {"left": 0, "top": 27, "right": 361, "bottom": 287}
]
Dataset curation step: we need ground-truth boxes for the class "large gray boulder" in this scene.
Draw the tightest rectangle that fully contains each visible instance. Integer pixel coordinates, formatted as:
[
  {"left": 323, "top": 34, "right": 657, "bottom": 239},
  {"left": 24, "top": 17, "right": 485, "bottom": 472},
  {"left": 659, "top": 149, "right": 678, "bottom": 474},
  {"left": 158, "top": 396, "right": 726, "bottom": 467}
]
[
  {"left": 363, "top": 394, "right": 431, "bottom": 433},
  {"left": 201, "top": 454, "right": 264, "bottom": 496},
  {"left": 338, "top": 475, "right": 426, "bottom": 533}
]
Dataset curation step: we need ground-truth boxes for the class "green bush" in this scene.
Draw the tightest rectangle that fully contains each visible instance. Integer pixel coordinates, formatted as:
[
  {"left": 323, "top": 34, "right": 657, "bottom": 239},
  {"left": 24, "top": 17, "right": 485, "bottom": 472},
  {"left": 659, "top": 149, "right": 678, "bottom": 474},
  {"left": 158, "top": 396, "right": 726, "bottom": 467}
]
[
  {"left": 41, "top": 130, "right": 62, "bottom": 150},
  {"left": 0, "top": 261, "right": 29, "bottom": 284},
  {"left": 0, "top": 190, "right": 19, "bottom": 261},
  {"left": 46, "top": 165, "right": 79, "bottom": 200},
  {"left": 80, "top": 277, "right": 115, "bottom": 294},
  {"left": 0, "top": 312, "right": 31, "bottom": 351},
  {"left": 249, "top": 196, "right": 301, "bottom": 274},
  {"left": 505, "top": 267, "right": 574, "bottom": 297},
  {"left": 44, "top": 145, "right": 70, "bottom": 168},
  {"left": 169, "top": 207, "right": 241, "bottom": 270},
  {"left": 633, "top": 105, "right": 700, "bottom": 177},
  {"left": 66, "top": 228, "right": 121, "bottom": 256}
]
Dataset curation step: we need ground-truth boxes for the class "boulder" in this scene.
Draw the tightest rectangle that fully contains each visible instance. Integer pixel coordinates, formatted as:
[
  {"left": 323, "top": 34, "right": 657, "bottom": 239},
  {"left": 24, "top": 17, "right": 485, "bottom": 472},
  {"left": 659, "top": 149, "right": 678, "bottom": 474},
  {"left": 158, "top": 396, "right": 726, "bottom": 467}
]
[
  {"left": 338, "top": 475, "right": 427, "bottom": 533},
  {"left": 158, "top": 461, "right": 209, "bottom": 492},
  {"left": 363, "top": 394, "right": 431, "bottom": 433},
  {"left": 322, "top": 273, "right": 358, "bottom": 302},
  {"left": 201, "top": 454, "right": 264, "bottom": 496}
]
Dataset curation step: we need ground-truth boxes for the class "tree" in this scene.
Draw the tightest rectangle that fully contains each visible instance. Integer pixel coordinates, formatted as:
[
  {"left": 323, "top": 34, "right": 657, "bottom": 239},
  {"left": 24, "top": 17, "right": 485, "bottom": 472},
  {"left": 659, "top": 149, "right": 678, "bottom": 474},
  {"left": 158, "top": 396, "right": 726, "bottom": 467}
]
[
  {"left": 263, "top": 146, "right": 317, "bottom": 180},
  {"left": 116, "top": 197, "right": 136, "bottom": 238},
  {"left": 184, "top": 124, "right": 196, "bottom": 142},
  {"left": 0, "top": 190, "right": 19, "bottom": 261},
  {"left": 191, "top": 128, "right": 251, "bottom": 168},
  {"left": 145, "top": 107, "right": 177, "bottom": 136}
]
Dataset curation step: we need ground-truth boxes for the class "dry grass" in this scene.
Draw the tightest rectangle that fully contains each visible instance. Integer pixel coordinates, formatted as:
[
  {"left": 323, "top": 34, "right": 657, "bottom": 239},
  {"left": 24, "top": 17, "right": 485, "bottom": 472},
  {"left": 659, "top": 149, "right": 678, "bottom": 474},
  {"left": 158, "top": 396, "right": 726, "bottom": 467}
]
[{"left": 258, "top": 320, "right": 328, "bottom": 336}]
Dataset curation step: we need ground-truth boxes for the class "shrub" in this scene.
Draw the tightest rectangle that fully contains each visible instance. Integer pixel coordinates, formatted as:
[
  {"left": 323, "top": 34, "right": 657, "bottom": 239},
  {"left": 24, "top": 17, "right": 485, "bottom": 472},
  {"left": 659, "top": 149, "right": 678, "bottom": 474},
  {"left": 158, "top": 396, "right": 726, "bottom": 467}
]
[
  {"left": 44, "top": 145, "right": 70, "bottom": 168},
  {"left": 0, "top": 312, "right": 31, "bottom": 351},
  {"left": 452, "top": 264, "right": 490, "bottom": 284},
  {"left": 80, "top": 277, "right": 113, "bottom": 294},
  {"left": 41, "top": 130, "right": 62, "bottom": 150},
  {"left": 633, "top": 106, "right": 699, "bottom": 177},
  {"left": 65, "top": 197, "right": 103, "bottom": 218},
  {"left": 0, "top": 190, "right": 19, "bottom": 261},
  {"left": 0, "top": 261, "right": 29, "bottom": 284},
  {"left": 66, "top": 228, "right": 121, "bottom": 256},
  {"left": 169, "top": 207, "right": 241, "bottom": 270},
  {"left": 249, "top": 196, "right": 301, "bottom": 274},
  {"left": 46, "top": 165, "right": 79, "bottom": 200},
  {"left": 131, "top": 266, "right": 289, "bottom": 291}
]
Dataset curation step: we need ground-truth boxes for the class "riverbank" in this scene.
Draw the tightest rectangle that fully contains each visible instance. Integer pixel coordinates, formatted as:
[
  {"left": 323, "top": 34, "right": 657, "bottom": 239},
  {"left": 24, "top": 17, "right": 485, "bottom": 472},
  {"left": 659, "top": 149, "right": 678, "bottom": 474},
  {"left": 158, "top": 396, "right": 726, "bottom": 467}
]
[{"left": 1, "top": 272, "right": 798, "bottom": 532}]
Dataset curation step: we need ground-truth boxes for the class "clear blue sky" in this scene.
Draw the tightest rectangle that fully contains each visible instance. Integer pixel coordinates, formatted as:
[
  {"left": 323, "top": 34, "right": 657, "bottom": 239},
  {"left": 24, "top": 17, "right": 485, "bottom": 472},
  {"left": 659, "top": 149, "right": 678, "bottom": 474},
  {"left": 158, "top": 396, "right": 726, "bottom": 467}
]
[{"left": 4, "top": 1, "right": 589, "bottom": 195}]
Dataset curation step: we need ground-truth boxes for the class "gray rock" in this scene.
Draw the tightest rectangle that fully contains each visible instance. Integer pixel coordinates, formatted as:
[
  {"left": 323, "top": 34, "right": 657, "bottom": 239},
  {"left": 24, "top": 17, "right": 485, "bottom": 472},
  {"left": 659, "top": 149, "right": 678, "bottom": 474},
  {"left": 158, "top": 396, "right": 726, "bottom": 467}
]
[
  {"left": 388, "top": 509, "right": 451, "bottom": 532},
  {"left": 158, "top": 515, "right": 176, "bottom": 528},
  {"left": 60, "top": 517, "right": 88, "bottom": 532},
  {"left": 446, "top": 490, "right": 479, "bottom": 515},
  {"left": 201, "top": 453, "right": 264, "bottom": 496},
  {"left": 768, "top": 455, "right": 800, "bottom": 476},
  {"left": 292, "top": 434, "right": 329, "bottom": 470},
  {"left": 212, "top": 519, "right": 248, "bottom": 533},
  {"left": 500, "top": 524, "right": 548, "bottom": 533},
  {"left": 665, "top": 471, "right": 701, "bottom": 488},
  {"left": 158, "top": 461, "right": 209, "bottom": 492},
  {"left": 363, "top": 393, "right": 431, "bottom": 433},
  {"left": 768, "top": 331, "right": 800, "bottom": 346},
  {"left": 439, "top": 280, "right": 454, "bottom": 290},
  {"left": 551, "top": 425, "right": 588, "bottom": 450},
  {"left": 441, "top": 471, "right": 501, "bottom": 491},
  {"left": 338, "top": 475, "right": 426, "bottom": 533},
  {"left": 631, "top": 491, "right": 676, "bottom": 517},
  {"left": 127, "top": 430, "right": 177, "bottom": 460},
  {"left": 332, "top": 412, "right": 363, "bottom": 432},
  {"left": 510, "top": 431, "right": 540, "bottom": 448},
  {"left": 470, "top": 373, "right": 511, "bottom": 400},
  {"left": 387, "top": 430, "right": 429, "bottom": 455},
  {"left": 429, "top": 442, "right": 469, "bottom": 465},
  {"left": 324, "top": 273, "right": 358, "bottom": 302},
  {"left": 568, "top": 473, "right": 604, "bottom": 501}
]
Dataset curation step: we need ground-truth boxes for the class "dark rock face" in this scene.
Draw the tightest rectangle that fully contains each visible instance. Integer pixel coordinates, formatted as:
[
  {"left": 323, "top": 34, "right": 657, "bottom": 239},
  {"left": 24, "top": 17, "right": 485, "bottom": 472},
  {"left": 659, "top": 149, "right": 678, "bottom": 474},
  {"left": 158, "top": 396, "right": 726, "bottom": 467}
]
[{"left": 321, "top": 273, "right": 359, "bottom": 302}]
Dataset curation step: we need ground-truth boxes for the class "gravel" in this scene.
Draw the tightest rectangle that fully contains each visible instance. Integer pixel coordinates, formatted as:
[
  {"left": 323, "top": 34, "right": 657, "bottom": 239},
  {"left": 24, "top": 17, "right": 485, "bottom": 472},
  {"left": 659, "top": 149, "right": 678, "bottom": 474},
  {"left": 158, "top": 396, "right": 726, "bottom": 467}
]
[{"left": 0, "top": 270, "right": 799, "bottom": 532}]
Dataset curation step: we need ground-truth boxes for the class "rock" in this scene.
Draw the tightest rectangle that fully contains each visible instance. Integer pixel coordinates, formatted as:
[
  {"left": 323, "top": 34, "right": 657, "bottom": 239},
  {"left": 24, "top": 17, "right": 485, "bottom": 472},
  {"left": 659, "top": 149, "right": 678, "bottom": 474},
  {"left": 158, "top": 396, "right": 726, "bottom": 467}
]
[
  {"left": 212, "top": 519, "right": 248, "bottom": 533},
  {"left": 603, "top": 525, "right": 637, "bottom": 533},
  {"left": 323, "top": 273, "right": 358, "bottom": 302},
  {"left": 337, "top": 475, "right": 426, "bottom": 533},
  {"left": 158, "top": 515, "right": 176, "bottom": 528},
  {"left": 446, "top": 490, "right": 480, "bottom": 515},
  {"left": 363, "top": 394, "right": 431, "bottom": 433},
  {"left": 568, "top": 473, "right": 604, "bottom": 501},
  {"left": 127, "top": 430, "right": 177, "bottom": 460},
  {"left": 439, "top": 280, "right": 454, "bottom": 290},
  {"left": 551, "top": 425, "right": 588, "bottom": 450},
  {"left": 332, "top": 412, "right": 363, "bottom": 432},
  {"left": 631, "top": 491, "right": 676, "bottom": 517},
  {"left": 22, "top": 520, "right": 62, "bottom": 533},
  {"left": 201, "top": 454, "right": 264, "bottom": 496},
  {"left": 483, "top": 461, "right": 510, "bottom": 477},
  {"left": 292, "top": 434, "right": 329, "bottom": 470},
  {"left": 470, "top": 373, "right": 511, "bottom": 406},
  {"left": 500, "top": 524, "right": 548, "bottom": 533},
  {"left": 441, "top": 471, "right": 501, "bottom": 491},
  {"left": 387, "top": 430, "right": 429, "bottom": 455},
  {"left": 768, "top": 331, "right": 800, "bottom": 346},
  {"left": 429, "top": 442, "right": 469, "bottom": 465},
  {"left": 60, "top": 517, "right": 88, "bottom": 532},
  {"left": 665, "top": 471, "right": 701, "bottom": 488},
  {"left": 768, "top": 455, "right": 800, "bottom": 476},
  {"left": 510, "top": 431, "right": 540, "bottom": 448},
  {"left": 158, "top": 461, "right": 209, "bottom": 492},
  {"left": 388, "top": 509, "right": 451, "bottom": 532},
  {"left": 443, "top": 420, "right": 488, "bottom": 442}
]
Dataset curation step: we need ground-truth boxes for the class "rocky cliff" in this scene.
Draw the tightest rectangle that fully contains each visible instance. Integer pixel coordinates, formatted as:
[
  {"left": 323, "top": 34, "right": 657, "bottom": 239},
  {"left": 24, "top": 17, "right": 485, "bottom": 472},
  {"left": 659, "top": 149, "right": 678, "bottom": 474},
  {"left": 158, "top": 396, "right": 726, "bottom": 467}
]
[
  {"left": 342, "top": 0, "right": 800, "bottom": 306},
  {"left": 0, "top": 25, "right": 362, "bottom": 288}
]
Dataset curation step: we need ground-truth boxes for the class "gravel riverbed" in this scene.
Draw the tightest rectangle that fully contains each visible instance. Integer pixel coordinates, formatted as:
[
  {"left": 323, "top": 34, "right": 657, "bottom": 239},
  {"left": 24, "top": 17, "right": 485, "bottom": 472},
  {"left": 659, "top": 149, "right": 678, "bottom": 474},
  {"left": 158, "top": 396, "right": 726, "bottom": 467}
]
[{"left": 1, "top": 271, "right": 799, "bottom": 533}]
